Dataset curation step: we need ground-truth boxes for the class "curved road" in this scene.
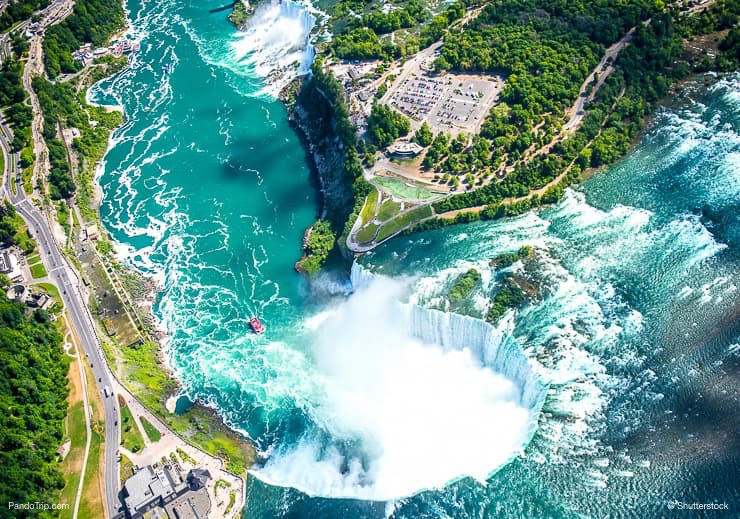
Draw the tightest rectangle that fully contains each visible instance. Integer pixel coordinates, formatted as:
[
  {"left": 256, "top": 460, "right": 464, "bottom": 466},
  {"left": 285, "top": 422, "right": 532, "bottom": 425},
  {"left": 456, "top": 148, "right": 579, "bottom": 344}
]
[{"left": 0, "top": 120, "right": 121, "bottom": 517}]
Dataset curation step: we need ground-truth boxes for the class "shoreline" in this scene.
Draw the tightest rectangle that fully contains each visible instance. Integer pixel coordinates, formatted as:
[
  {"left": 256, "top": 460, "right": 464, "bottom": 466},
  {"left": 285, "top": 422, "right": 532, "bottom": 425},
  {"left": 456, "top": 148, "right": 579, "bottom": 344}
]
[{"left": 72, "top": 16, "right": 259, "bottom": 483}]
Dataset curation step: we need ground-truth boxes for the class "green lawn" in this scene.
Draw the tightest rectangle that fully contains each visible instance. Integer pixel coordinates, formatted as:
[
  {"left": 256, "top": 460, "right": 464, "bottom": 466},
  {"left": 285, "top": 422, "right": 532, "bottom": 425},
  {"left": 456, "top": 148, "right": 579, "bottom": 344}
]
[
  {"left": 377, "top": 205, "right": 433, "bottom": 242},
  {"left": 22, "top": 165, "right": 33, "bottom": 196},
  {"left": 111, "top": 339, "right": 256, "bottom": 475},
  {"left": 78, "top": 428, "right": 104, "bottom": 519},
  {"left": 140, "top": 416, "right": 161, "bottom": 443},
  {"left": 168, "top": 413, "right": 254, "bottom": 474},
  {"left": 359, "top": 187, "right": 379, "bottom": 225},
  {"left": 375, "top": 176, "right": 442, "bottom": 201},
  {"left": 30, "top": 262, "right": 47, "bottom": 279},
  {"left": 120, "top": 341, "right": 178, "bottom": 412},
  {"left": 377, "top": 198, "right": 402, "bottom": 221},
  {"left": 32, "top": 282, "right": 60, "bottom": 302},
  {"left": 27, "top": 254, "right": 42, "bottom": 265},
  {"left": 120, "top": 453, "right": 135, "bottom": 484},
  {"left": 355, "top": 223, "right": 379, "bottom": 243},
  {"left": 120, "top": 403, "right": 145, "bottom": 453},
  {"left": 225, "top": 491, "right": 237, "bottom": 515},
  {"left": 58, "top": 399, "right": 86, "bottom": 517}
]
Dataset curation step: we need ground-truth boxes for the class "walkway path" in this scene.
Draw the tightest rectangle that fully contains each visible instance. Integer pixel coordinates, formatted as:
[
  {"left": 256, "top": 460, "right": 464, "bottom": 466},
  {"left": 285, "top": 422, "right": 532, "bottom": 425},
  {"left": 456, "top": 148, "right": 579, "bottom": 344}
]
[
  {"left": 65, "top": 312, "right": 93, "bottom": 519},
  {"left": 111, "top": 378, "right": 246, "bottom": 519}
]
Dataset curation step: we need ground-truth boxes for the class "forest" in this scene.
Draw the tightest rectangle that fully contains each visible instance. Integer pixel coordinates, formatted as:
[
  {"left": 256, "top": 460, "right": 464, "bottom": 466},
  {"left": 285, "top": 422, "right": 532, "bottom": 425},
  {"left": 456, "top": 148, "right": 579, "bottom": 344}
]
[
  {"left": 33, "top": 76, "right": 123, "bottom": 205},
  {"left": 430, "top": 2, "right": 738, "bottom": 215},
  {"left": 421, "top": 0, "right": 662, "bottom": 182},
  {"left": 0, "top": 292, "right": 68, "bottom": 511},
  {"left": 43, "top": 0, "right": 125, "bottom": 77},
  {"left": 447, "top": 269, "right": 482, "bottom": 304},
  {"left": 0, "top": 202, "right": 36, "bottom": 253},
  {"left": 330, "top": 0, "right": 469, "bottom": 60},
  {"left": 295, "top": 220, "right": 336, "bottom": 276},
  {"left": 290, "top": 59, "right": 374, "bottom": 271},
  {"left": 0, "top": 0, "right": 50, "bottom": 32},
  {"left": 366, "top": 104, "right": 411, "bottom": 148},
  {"left": 0, "top": 58, "right": 32, "bottom": 151},
  {"left": 301, "top": 0, "right": 738, "bottom": 260}
]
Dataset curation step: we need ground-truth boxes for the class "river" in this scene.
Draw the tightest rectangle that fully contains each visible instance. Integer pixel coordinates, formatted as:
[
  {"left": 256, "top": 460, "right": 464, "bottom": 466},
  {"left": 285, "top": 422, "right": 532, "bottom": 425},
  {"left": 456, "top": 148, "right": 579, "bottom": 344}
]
[{"left": 90, "top": 0, "right": 739, "bottom": 515}]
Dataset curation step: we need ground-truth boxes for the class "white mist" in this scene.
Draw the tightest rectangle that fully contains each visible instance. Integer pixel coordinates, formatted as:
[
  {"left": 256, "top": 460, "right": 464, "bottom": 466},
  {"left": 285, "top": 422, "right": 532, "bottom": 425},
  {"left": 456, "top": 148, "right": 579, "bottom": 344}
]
[{"left": 254, "top": 266, "right": 545, "bottom": 500}]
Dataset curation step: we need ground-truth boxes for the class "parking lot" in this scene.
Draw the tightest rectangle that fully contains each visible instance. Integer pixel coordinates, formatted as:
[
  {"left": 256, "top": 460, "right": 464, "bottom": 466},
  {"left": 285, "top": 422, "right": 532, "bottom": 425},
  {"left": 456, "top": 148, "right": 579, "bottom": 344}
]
[{"left": 386, "top": 73, "right": 503, "bottom": 136}]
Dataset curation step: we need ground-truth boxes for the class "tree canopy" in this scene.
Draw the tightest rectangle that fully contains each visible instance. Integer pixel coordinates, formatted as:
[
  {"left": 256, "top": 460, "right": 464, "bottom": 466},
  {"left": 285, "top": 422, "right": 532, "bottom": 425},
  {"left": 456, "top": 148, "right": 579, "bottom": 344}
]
[
  {"left": 0, "top": 292, "right": 68, "bottom": 509},
  {"left": 367, "top": 104, "right": 411, "bottom": 148},
  {"left": 43, "top": 0, "right": 125, "bottom": 77}
]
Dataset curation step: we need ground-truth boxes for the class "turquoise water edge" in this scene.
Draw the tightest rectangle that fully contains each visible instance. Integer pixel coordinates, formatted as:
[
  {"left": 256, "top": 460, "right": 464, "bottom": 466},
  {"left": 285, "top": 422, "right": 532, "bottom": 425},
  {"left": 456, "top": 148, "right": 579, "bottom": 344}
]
[{"left": 90, "top": 0, "right": 739, "bottom": 516}]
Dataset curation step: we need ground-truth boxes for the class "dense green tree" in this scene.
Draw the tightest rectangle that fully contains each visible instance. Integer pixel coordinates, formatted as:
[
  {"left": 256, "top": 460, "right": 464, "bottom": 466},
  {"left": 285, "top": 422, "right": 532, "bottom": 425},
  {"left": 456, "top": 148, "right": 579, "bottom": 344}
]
[
  {"left": 43, "top": 0, "right": 125, "bottom": 77},
  {"left": 448, "top": 269, "right": 481, "bottom": 303},
  {"left": 413, "top": 122, "right": 433, "bottom": 147},
  {"left": 366, "top": 104, "right": 410, "bottom": 148},
  {"left": 0, "top": 292, "right": 68, "bottom": 509}
]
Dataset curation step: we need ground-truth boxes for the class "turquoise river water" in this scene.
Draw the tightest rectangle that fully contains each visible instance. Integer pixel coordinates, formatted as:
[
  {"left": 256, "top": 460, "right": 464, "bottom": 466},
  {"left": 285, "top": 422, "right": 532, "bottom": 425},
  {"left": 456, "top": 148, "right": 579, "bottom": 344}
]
[{"left": 90, "top": 0, "right": 739, "bottom": 516}]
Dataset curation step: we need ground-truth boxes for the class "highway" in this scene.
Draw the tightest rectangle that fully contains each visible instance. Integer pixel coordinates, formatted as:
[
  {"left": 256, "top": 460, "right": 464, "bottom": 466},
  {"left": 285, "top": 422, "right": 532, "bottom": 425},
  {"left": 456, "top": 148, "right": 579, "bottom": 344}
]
[
  {"left": 0, "top": 3, "right": 121, "bottom": 514},
  {"left": 1, "top": 119, "right": 121, "bottom": 518},
  {"left": 0, "top": 119, "right": 121, "bottom": 518}
]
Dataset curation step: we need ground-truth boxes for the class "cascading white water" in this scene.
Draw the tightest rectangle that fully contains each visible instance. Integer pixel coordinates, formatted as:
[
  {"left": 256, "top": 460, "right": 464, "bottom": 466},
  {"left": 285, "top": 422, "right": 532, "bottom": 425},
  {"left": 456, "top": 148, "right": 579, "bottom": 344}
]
[
  {"left": 252, "top": 264, "right": 548, "bottom": 501},
  {"left": 230, "top": 0, "right": 316, "bottom": 94}
]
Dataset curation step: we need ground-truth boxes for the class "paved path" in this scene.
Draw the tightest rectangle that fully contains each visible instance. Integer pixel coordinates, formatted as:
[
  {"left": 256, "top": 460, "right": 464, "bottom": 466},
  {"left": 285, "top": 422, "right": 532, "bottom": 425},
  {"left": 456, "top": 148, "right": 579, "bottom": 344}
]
[
  {"left": 66, "top": 313, "right": 94, "bottom": 519},
  {"left": 563, "top": 27, "right": 636, "bottom": 132}
]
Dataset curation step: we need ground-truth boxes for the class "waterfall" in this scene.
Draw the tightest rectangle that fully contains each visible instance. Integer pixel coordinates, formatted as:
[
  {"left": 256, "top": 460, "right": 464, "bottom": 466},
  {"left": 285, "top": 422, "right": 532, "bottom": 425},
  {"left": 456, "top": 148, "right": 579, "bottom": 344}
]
[
  {"left": 353, "top": 261, "right": 547, "bottom": 417},
  {"left": 252, "top": 263, "right": 548, "bottom": 500},
  {"left": 231, "top": 0, "right": 316, "bottom": 94}
]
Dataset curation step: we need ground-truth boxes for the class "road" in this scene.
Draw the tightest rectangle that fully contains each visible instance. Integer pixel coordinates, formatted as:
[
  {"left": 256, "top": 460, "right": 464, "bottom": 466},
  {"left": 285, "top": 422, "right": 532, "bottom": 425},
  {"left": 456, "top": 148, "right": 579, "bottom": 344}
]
[
  {"left": 562, "top": 26, "right": 636, "bottom": 132},
  {"left": 1, "top": 105, "right": 121, "bottom": 519},
  {"left": 3, "top": 4, "right": 122, "bottom": 516}
]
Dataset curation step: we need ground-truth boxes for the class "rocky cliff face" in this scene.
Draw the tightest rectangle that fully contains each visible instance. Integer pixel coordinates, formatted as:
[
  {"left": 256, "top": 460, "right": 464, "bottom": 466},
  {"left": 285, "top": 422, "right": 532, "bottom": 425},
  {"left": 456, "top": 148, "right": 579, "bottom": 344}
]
[{"left": 283, "top": 78, "right": 354, "bottom": 231}]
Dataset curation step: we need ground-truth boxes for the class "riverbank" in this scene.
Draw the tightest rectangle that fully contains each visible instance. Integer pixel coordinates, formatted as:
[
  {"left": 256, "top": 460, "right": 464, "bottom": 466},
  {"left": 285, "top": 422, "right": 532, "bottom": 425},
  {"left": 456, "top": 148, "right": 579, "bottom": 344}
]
[{"left": 64, "top": 15, "right": 259, "bottom": 487}]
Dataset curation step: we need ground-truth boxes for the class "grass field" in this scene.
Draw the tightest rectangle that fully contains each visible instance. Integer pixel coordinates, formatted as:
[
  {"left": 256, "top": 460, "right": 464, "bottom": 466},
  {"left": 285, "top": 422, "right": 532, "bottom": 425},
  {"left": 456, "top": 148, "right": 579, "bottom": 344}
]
[
  {"left": 377, "top": 198, "right": 402, "bottom": 221},
  {"left": 30, "top": 262, "right": 47, "bottom": 279},
  {"left": 120, "top": 403, "right": 145, "bottom": 452},
  {"left": 169, "top": 411, "right": 255, "bottom": 474},
  {"left": 27, "top": 254, "right": 42, "bottom": 265},
  {"left": 107, "top": 339, "right": 256, "bottom": 475},
  {"left": 140, "top": 416, "right": 161, "bottom": 443},
  {"left": 58, "top": 358, "right": 87, "bottom": 518},
  {"left": 375, "top": 176, "right": 442, "bottom": 201},
  {"left": 377, "top": 205, "right": 433, "bottom": 242},
  {"left": 356, "top": 223, "right": 379, "bottom": 243},
  {"left": 78, "top": 361, "right": 105, "bottom": 519},
  {"left": 32, "top": 282, "right": 61, "bottom": 303},
  {"left": 359, "top": 187, "right": 379, "bottom": 225},
  {"left": 120, "top": 453, "right": 135, "bottom": 483},
  {"left": 78, "top": 428, "right": 104, "bottom": 519},
  {"left": 22, "top": 156, "right": 33, "bottom": 195}
]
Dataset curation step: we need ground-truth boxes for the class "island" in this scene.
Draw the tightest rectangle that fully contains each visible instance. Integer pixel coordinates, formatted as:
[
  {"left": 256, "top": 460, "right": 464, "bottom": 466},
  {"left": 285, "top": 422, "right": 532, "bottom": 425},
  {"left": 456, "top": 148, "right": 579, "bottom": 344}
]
[{"left": 275, "top": 0, "right": 739, "bottom": 273}]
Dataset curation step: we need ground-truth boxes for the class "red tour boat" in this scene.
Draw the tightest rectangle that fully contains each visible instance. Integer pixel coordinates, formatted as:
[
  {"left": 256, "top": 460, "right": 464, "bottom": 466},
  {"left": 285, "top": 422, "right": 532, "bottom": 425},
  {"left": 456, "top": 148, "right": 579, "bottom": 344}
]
[{"left": 249, "top": 316, "right": 265, "bottom": 334}]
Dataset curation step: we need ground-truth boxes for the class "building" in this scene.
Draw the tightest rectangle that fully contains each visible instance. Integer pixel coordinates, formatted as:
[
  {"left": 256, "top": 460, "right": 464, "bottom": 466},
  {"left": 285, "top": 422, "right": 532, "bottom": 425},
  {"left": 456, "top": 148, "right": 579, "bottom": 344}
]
[
  {"left": 26, "top": 291, "right": 54, "bottom": 311},
  {"left": 6, "top": 284, "right": 27, "bottom": 303},
  {"left": 86, "top": 224, "right": 101, "bottom": 241},
  {"left": 122, "top": 465, "right": 211, "bottom": 519},
  {"left": 387, "top": 141, "right": 424, "bottom": 158},
  {"left": 0, "top": 249, "right": 23, "bottom": 282}
]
